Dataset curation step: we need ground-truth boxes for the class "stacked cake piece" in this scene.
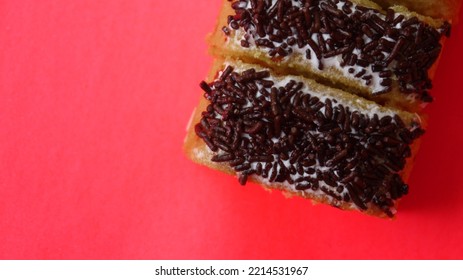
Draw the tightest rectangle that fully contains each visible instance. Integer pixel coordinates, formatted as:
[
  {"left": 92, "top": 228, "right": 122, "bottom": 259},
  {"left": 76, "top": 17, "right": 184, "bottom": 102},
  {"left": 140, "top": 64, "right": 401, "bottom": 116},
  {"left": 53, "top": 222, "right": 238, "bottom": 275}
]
[{"left": 184, "top": 0, "right": 461, "bottom": 217}]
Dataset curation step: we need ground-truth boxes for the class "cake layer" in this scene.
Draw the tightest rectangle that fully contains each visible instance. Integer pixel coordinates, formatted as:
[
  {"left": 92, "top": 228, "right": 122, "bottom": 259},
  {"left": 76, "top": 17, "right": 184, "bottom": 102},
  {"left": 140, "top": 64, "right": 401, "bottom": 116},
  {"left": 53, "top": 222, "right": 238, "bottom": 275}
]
[
  {"left": 209, "top": 0, "right": 450, "bottom": 112},
  {"left": 374, "top": 0, "right": 462, "bottom": 22},
  {"left": 184, "top": 59, "right": 424, "bottom": 218}
]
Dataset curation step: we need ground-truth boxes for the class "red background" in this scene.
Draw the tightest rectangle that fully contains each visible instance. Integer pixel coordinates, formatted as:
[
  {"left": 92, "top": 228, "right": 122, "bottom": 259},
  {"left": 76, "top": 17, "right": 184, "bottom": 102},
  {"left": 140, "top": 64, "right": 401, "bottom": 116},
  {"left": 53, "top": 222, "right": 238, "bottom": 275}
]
[{"left": 0, "top": 0, "right": 462, "bottom": 259}]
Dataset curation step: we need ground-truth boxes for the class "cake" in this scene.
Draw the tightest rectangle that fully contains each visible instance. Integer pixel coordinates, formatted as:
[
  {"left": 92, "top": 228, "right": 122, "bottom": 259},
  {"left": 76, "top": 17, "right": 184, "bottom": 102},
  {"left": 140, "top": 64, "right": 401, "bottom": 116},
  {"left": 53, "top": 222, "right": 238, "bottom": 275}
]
[
  {"left": 184, "top": 0, "right": 461, "bottom": 217},
  {"left": 185, "top": 59, "right": 424, "bottom": 218},
  {"left": 208, "top": 0, "right": 451, "bottom": 111}
]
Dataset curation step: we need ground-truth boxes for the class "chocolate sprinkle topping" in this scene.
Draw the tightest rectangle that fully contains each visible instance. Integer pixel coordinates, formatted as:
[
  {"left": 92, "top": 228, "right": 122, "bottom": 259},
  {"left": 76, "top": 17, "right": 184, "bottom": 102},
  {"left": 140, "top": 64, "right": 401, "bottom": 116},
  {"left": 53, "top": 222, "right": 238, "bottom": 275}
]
[
  {"left": 225, "top": 0, "right": 450, "bottom": 100},
  {"left": 195, "top": 65, "right": 424, "bottom": 217}
]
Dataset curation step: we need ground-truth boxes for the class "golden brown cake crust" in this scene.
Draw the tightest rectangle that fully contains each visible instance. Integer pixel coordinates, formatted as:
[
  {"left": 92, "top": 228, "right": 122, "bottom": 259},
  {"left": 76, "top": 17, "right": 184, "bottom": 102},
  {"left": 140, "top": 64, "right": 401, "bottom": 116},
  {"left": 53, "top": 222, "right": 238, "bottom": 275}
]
[{"left": 374, "top": 0, "right": 463, "bottom": 21}]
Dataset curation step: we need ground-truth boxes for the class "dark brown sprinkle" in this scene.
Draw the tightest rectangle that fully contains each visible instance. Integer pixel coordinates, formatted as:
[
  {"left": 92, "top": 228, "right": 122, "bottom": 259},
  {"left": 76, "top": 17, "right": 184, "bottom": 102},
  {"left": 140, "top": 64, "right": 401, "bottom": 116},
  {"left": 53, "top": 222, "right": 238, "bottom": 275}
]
[
  {"left": 362, "top": 75, "right": 372, "bottom": 81},
  {"left": 321, "top": 2, "right": 343, "bottom": 18},
  {"left": 380, "top": 115, "right": 392, "bottom": 126},
  {"left": 249, "top": 155, "right": 273, "bottom": 162},
  {"left": 361, "top": 24, "right": 375, "bottom": 39},
  {"left": 199, "top": 81, "right": 212, "bottom": 93},
  {"left": 257, "top": 79, "right": 274, "bottom": 88},
  {"left": 385, "top": 9, "right": 394, "bottom": 23},
  {"left": 221, "top": 66, "right": 234, "bottom": 81},
  {"left": 307, "top": 38, "right": 322, "bottom": 59},
  {"left": 269, "top": 163, "right": 278, "bottom": 181},
  {"left": 391, "top": 14, "right": 405, "bottom": 26},
  {"left": 255, "top": 38, "right": 274, "bottom": 48},
  {"left": 234, "top": 163, "right": 251, "bottom": 172},
  {"left": 296, "top": 183, "right": 311, "bottom": 191},
  {"left": 324, "top": 45, "right": 354, "bottom": 58},
  {"left": 346, "top": 184, "right": 367, "bottom": 210},
  {"left": 378, "top": 38, "right": 395, "bottom": 52},
  {"left": 356, "top": 59, "right": 369, "bottom": 68},
  {"left": 256, "top": 162, "right": 263, "bottom": 175},
  {"left": 385, "top": 37, "right": 406, "bottom": 65},
  {"left": 321, "top": 186, "right": 343, "bottom": 201},
  {"left": 229, "top": 20, "right": 239, "bottom": 30},
  {"left": 401, "top": 17, "right": 418, "bottom": 28},
  {"left": 245, "top": 121, "right": 265, "bottom": 134},
  {"left": 342, "top": 4, "right": 352, "bottom": 14},
  {"left": 317, "top": 33, "right": 327, "bottom": 53},
  {"left": 211, "top": 153, "right": 235, "bottom": 162},
  {"left": 363, "top": 40, "right": 379, "bottom": 53},
  {"left": 312, "top": 9, "right": 321, "bottom": 33},
  {"left": 224, "top": 0, "right": 449, "bottom": 99},
  {"left": 196, "top": 66, "right": 424, "bottom": 216},
  {"left": 345, "top": 53, "right": 356, "bottom": 66},
  {"left": 197, "top": 133, "right": 217, "bottom": 152},
  {"left": 238, "top": 172, "right": 248, "bottom": 185},
  {"left": 381, "top": 78, "right": 392, "bottom": 87},
  {"left": 379, "top": 70, "right": 392, "bottom": 78},
  {"left": 354, "top": 69, "right": 366, "bottom": 78},
  {"left": 326, "top": 149, "right": 348, "bottom": 167},
  {"left": 341, "top": 172, "right": 356, "bottom": 184},
  {"left": 305, "top": 49, "right": 312, "bottom": 60},
  {"left": 229, "top": 157, "right": 245, "bottom": 167}
]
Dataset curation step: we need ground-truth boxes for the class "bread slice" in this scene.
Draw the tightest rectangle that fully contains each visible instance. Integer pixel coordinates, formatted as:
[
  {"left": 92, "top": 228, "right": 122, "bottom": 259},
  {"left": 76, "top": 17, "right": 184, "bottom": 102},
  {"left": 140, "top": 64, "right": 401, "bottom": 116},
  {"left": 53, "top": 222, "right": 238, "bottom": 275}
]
[
  {"left": 374, "top": 0, "right": 462, "bottom": 22},
  {"left": 208, "top": 0, "right": 450, "bottom": 112},
  {"left": 184, "top": 59, "right": 425, "bottom": 218}
]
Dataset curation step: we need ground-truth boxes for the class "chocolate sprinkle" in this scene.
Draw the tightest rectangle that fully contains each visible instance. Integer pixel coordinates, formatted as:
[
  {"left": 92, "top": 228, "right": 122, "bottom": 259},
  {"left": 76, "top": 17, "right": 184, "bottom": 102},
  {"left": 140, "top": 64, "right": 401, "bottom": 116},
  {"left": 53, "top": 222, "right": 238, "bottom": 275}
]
[
  {"left": 195, "top": 66, "right": 424, "bottom": 217},
  {"left": 225, "top": 0, "right": 450, "bottom": 100}
]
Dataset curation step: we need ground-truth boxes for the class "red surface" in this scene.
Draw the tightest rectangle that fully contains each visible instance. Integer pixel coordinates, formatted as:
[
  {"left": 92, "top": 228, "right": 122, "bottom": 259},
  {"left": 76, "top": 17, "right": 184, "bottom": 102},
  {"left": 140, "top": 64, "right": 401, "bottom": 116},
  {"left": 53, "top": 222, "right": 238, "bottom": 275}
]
[{"left": 0, "top": 0, "right": 462, "bottom": 260}]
